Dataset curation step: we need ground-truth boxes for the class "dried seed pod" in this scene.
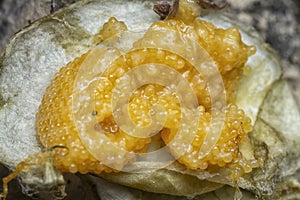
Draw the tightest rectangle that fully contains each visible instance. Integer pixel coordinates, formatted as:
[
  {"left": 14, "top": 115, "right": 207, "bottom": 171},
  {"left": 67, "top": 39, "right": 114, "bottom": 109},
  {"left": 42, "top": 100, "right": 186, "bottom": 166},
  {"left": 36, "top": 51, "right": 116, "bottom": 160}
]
[{"left": 0, "top": 0, "right": 299, "bottom": 199}]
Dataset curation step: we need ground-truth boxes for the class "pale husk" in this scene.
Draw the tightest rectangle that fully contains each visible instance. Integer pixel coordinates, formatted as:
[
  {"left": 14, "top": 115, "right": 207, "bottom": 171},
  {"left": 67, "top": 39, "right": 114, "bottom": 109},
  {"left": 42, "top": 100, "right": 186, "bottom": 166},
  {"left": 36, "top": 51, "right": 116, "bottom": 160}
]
[{"left": 0, "top": 0, "right": 299, "bottom": 199}]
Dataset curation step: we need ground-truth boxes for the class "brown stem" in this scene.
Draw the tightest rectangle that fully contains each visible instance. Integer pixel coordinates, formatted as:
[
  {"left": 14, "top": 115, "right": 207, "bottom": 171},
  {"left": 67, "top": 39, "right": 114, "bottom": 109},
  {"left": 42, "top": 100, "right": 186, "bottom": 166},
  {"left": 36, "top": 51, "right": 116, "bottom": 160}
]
[
  {"left": 153, "top": 0, "right": 227, "bottom": 20},
  {"left": 197, "top": 0, "right": 227, "bottom": 10},
  {"left": 153, "top": 1, "right": 172, "bottom": 20}
]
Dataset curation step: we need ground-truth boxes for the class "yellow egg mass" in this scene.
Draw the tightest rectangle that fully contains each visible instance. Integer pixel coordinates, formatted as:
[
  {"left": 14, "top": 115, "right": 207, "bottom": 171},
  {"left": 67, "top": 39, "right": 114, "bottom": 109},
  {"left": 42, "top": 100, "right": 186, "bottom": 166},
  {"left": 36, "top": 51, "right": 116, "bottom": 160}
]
[{"left": 36, "top": 2, "right": 257, "bottom": 177}]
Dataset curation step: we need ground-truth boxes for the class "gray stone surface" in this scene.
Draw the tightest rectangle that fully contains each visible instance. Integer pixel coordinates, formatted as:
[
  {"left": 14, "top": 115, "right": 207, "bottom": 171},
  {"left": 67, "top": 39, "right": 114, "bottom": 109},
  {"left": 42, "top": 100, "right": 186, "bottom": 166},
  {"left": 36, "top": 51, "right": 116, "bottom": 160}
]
[
  {"left": 227, "top": 0, "right": 300, "bottom": 108},
  {"left": 0, "top": 0, "right": 78, "bottom": 55}
]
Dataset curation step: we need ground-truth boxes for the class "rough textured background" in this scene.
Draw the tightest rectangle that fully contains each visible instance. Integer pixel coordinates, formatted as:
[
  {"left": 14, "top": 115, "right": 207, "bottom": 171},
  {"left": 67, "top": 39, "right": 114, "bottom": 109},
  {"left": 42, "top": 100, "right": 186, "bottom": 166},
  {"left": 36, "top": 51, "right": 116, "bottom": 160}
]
[
  {"left": 227, "top": 0, "right": 300, "bottom": 109},
  {"left": 0, "top": 0, "right": 77, "bottom": 55},
  {"left": 0, "top": 0, "right": 299, "bottom": 199}
]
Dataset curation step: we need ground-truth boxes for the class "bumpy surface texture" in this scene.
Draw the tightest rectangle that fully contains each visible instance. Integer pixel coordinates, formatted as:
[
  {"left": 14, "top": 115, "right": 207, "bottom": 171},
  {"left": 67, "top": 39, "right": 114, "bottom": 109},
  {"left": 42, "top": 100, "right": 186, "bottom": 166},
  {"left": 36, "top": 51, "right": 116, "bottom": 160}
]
[
  {"left": 36, "top": 9, "right": 256, "bottom": 176},
  {"left": 1, "top": 0, "right": 300, "bottom": 200}
]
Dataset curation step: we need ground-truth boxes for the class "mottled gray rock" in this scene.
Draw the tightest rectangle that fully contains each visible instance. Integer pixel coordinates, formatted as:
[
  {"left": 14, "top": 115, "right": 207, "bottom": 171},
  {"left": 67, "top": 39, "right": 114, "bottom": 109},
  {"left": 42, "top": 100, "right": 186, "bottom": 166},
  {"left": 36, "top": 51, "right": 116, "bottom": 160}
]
[
  {"left": 0, "top": 0, "right": 79, "bottom": 55},
  {"left": 227, "top": 0, "right": 300, "bottom": 108}
]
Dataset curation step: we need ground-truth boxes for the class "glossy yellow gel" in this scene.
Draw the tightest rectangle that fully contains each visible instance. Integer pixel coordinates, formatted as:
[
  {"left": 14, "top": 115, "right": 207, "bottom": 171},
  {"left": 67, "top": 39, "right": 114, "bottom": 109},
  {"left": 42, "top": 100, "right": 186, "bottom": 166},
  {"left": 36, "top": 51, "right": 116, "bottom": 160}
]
[{"left": 36, "top": 5, "right": 257, "bottom": 176}]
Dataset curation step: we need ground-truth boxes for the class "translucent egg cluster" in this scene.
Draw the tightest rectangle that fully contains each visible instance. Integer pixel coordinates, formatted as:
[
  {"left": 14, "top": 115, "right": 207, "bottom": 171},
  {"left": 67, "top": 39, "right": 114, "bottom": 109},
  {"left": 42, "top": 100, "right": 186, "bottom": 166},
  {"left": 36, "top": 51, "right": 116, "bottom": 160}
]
[
  {"left": 161, "top": 104, "right": 253, "bottom": 171},
  {"left": 36, "top": 13, "right": 257, "bottom": 175},
  {"left": 194, "top": 20, "right": 256, "bottom": 103}
]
